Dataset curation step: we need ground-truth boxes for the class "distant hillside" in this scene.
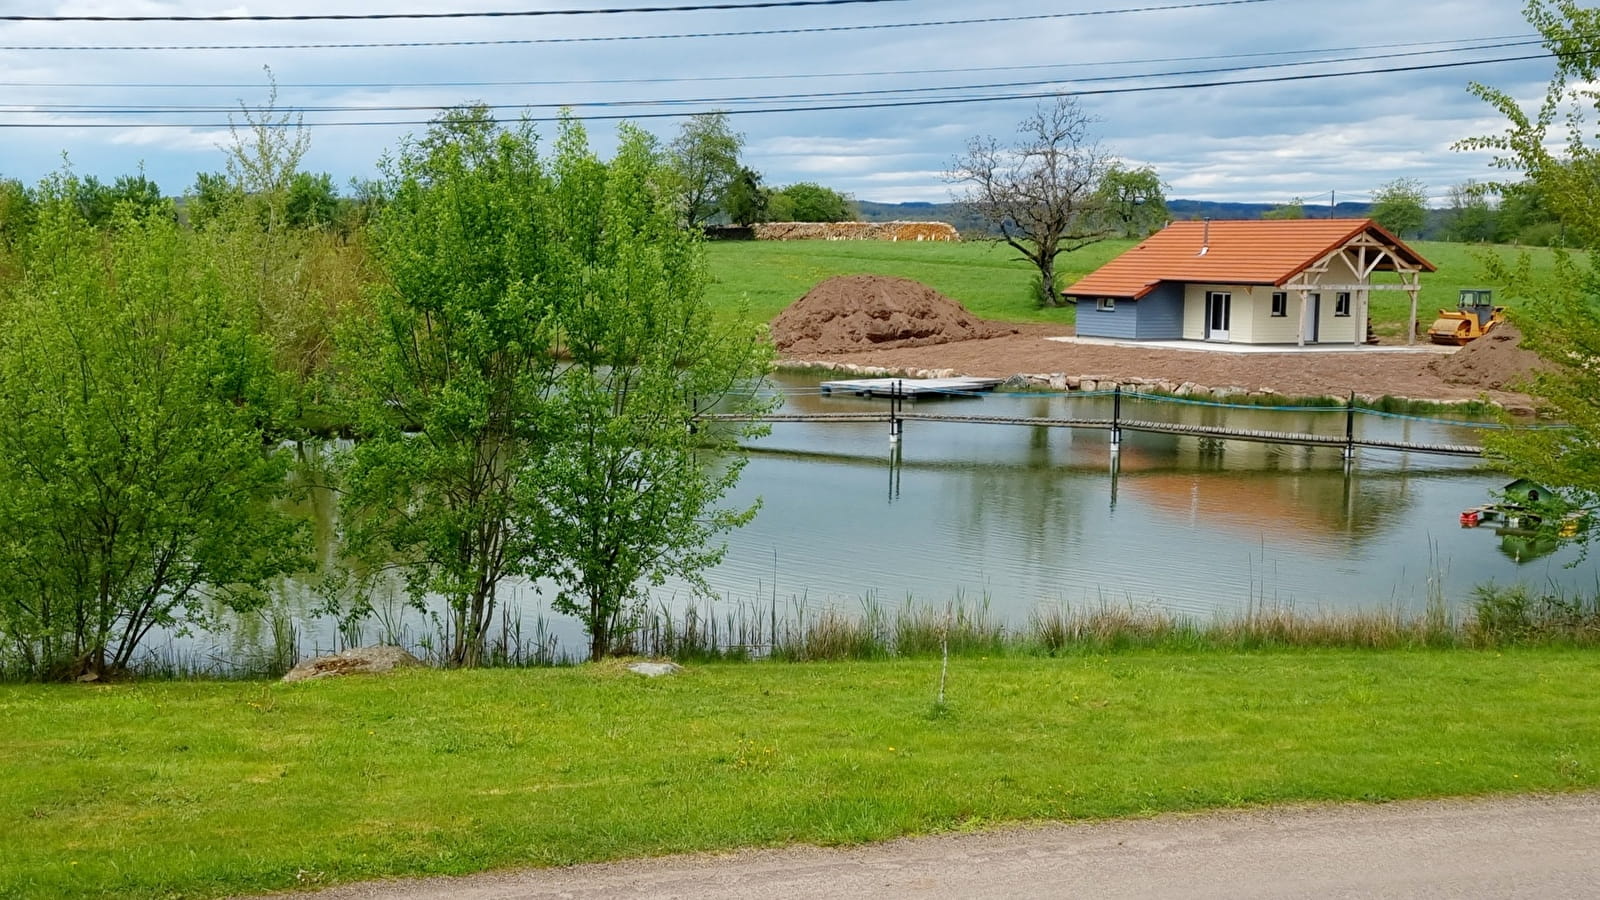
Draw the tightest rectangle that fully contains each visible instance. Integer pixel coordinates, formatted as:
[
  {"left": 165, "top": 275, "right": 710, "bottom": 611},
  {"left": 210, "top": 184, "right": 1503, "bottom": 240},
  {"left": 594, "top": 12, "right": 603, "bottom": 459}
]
[{"left": 854, "top": 199, "right": 1458, "bottom": 239}]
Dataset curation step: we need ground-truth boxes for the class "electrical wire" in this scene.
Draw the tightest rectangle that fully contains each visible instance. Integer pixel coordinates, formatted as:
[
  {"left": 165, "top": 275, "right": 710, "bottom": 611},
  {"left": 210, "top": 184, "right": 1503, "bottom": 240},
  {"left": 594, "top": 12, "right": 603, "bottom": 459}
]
[
  {"left": 0, "top": 50, "right": 1556, "bottom": 127},
  {"left": 0, "top": 0, "right": 1295, "bottom": 52},
  {"left": 0, "top": 33, "right": 1540, "bottom": 90},
  {"left": 0, "top": 39, "right": 1547, "bottom": 115},
  {"left": 0, "top": 0, "right": 910, "bottom": 23}
]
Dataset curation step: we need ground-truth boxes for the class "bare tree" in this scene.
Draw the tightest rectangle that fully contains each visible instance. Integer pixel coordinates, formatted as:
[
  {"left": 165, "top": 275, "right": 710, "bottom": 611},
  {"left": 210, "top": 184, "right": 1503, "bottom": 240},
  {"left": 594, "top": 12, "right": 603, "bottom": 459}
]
[{"left": 946, "top": 96, "right": 1115, "bottom": 306}]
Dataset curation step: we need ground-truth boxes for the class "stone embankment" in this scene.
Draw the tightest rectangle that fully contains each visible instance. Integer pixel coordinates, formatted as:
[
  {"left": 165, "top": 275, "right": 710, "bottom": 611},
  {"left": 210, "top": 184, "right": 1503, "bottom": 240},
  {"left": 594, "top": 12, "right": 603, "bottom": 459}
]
[{"left": 778, "top": 360, "right": 1497, "bottom": 409}]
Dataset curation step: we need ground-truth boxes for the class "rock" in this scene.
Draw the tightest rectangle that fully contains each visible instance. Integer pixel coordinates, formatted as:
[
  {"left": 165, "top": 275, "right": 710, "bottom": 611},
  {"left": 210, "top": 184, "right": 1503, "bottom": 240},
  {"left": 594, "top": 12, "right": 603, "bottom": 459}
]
[
  {"left": 1048, "top": 374, "right": 1067, "bottom": 390},
  {"left": 627, "top": 661, "right": 684, "bottom": 678},
  {"left": 1174, "top": 382, "right": 1197, "bottom": 397},
  {"left": 282, "top": 645, "right": 423, "bottom": 683},
  {"left": 1065, "top": 376, "right": 1081, "bottom": 389},
  {"left": 1080, "top": 379, "right": 1098, "bottom": 392}
]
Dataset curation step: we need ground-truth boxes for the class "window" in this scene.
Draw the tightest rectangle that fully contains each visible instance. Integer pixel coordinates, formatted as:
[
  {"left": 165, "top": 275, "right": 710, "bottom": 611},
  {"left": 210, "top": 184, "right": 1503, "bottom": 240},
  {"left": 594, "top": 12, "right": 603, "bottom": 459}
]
[
  {"left": 1335, "top": 292, "right": 1351, "bottom": 317},
  {"left": 1096, "top": 297, "right": 1116, "bottom": 312},
  {"left": 1271, "top": 291, "right": 1287, "bottom": 317}
]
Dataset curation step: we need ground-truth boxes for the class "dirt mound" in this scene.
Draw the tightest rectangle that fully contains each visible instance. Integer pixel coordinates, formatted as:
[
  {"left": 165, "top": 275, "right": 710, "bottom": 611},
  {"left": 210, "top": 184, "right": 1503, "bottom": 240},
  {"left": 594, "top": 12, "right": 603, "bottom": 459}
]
[
  {"left": 771, "top": 275, "right": 1015, "bottom": 355},
  {"left": 1426, "top": 320, "right": 1548, "bottom": 391}
]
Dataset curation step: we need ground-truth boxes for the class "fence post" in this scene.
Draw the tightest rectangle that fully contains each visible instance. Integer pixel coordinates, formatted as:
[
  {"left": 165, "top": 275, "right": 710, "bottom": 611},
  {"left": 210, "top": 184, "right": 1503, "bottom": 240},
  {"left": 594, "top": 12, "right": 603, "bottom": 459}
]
[
  {"left": 889, "top": 379, "right": 902, "bottom": 443},
  {"left": 1110, "top": 385, "right": 1122, "bottom": 454},
  {"left": 1344, "top": 391, "right": 1356, "bottom": 461}
]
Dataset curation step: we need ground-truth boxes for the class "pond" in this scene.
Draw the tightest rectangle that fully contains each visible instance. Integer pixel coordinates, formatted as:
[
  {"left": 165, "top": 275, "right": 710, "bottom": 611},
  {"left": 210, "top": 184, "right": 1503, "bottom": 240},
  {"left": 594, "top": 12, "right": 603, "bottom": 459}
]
[{"left": 215, "top": 374, "right": 1598, "bottom": 664}]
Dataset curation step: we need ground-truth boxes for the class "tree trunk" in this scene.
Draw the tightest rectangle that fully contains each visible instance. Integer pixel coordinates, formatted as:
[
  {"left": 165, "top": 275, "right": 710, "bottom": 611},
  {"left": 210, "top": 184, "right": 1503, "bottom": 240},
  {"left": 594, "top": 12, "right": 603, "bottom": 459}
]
[{"left": 1037, "top": 254, "right": 1060, "bottom": 307}]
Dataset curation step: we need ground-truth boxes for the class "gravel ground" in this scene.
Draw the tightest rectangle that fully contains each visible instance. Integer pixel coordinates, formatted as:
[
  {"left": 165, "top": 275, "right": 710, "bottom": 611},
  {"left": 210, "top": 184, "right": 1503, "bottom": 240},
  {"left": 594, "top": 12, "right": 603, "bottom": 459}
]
[
  {"left": 252, "top": 792, "right": 1600, "bottom": 900},
  {"left": 784, "top": 325, "right": 1537, "bottom": 409}
]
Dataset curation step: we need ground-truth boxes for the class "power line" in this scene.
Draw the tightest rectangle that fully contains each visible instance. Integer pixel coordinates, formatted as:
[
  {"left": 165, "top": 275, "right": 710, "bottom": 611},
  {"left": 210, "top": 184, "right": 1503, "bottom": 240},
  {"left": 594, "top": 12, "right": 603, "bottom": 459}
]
[
  {"left": 0, "top": 33, "right": 1542, "bottom": 90},
  {"left": 0, "top": 51, "right": 1552, "bottom": 128},
  {"left": 0, "top": 0, "right": 1291, "bottom": 52},
  {"left": 0, "top": 0, "right": 910, "bottom": 23},
  {"left": 0, "top": 40, "right": 1547, "bottom": 114}
]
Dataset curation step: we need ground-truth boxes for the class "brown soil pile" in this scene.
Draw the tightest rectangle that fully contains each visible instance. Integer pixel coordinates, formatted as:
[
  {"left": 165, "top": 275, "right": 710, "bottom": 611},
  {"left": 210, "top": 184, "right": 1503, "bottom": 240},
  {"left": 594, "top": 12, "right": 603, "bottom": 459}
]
[
  {"left": 1427, "top": 321, "right": 1549, "bottom": 391},
  {"left": 771, "top": 275, "right": 1015, "bottom": 355}
]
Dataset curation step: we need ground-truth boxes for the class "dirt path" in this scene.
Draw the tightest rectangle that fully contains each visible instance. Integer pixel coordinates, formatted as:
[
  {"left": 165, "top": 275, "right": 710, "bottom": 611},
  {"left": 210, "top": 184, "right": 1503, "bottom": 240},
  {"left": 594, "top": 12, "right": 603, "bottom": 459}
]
[
  {"left": 784, "top": 325, "right": 1534, "bottom": 409},
  {"left": 262, "top": 792, "right": 1600, "bottom": 899}
]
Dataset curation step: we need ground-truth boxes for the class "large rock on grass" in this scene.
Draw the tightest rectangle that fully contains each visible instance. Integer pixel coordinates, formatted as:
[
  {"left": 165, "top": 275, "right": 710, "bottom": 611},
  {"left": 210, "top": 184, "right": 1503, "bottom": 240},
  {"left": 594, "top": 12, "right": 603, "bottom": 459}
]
[{"left": 282, "top": 645, "right": 423, "bottom": 683}]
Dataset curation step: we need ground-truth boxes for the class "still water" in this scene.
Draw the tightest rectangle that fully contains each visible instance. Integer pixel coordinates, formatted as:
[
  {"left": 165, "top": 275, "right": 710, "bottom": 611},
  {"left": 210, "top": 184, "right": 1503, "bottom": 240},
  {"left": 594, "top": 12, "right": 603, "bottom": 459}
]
[
  {"left": 693, "top": 376, "right": 1590, "bottom": 623},
  {"left": 233, "top": 375, "right": 1597, "bottom": 660}
]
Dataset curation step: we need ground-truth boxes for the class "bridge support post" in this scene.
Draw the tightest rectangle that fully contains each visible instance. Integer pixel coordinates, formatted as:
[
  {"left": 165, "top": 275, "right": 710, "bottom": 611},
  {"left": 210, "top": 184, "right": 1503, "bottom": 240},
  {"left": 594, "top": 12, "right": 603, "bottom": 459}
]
[
  {"left": 889, "top": 379, "right": 903, "bottom": 443},
  {"left": 1110, "top": 385, "right": 1122, "bottom": 454},
  {"left": 1343, "top": 392, "right": 1356, "bottom": 461}
]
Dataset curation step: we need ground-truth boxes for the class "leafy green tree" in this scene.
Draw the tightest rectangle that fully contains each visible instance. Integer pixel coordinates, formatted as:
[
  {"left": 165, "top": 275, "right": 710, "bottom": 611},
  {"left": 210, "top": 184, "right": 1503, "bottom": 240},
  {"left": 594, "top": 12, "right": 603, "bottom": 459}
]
[
  {"left": 1463, "top": 1, "right": 1600, "bottom": 528},
  {"left": 1443, "top": 180, "right": 1498, "bottom": 243},
  {"left": 1094, "top": 164, "right": 1167, "bottom": 237},
  {"left": 285, "top": 171, "right": 339, "bottom": 229},
  {"left": 0, "top": 175, "right": 306, "bottom": 681},
  {"left": 185, "top": 171, "right": 245, "bottom": 230},
  {"left": 722, "top": 166, "right": 769, "bottom": 226},
  {"left": 1370, "top": 177, "right": 1429, "bottom": 237},
  {"left": 0, "top": 177, "right": 33, "bottom": 253},
  {"left": 946, "top": 96, "right": 1115, "bottom": 307},
  {"left": 76, "top": 173, "right": 171, "bottom": 228},
  {"left": 337, "top": 107, "right": 562, "bottom": 669},
  {"left": 1262, "top": 197, "right": 1307, "bottom": 220},
  {"left": 531, "top": 123, "right": 773, "bottom": 660},
  {"left": 339, "top": 108, "right": 770, "bottom": 664},
  {"left": 669, "top": 111, "right": 743, "bottom": 229},
  {"left": 770, "top": 182, "right": 855, "bottom": 222}
]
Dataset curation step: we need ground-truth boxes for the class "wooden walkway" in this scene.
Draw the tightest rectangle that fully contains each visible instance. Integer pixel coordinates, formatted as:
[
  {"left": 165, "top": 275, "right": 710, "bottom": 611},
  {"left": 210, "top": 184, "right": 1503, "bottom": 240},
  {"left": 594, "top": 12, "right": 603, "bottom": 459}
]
[
  {"left": 818, "top": 376, "right": 1005, "bottom": 398},
  {"left": 702, "top": 411, "right": 1485, "bottom": 457}
]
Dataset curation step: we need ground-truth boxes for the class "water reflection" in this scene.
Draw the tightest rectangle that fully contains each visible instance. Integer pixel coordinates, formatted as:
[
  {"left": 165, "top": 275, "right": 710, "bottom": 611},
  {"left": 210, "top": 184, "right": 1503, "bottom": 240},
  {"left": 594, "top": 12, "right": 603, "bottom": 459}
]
[{"left": 193, "top": 374, "right": 1598, "bottom": 662}]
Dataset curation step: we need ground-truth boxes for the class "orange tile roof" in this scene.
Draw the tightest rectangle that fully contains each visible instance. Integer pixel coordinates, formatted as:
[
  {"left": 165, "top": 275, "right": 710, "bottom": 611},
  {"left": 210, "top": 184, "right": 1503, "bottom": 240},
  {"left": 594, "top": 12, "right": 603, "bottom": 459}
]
[{"left": 1063, "top": 218, "right": 1436, "bottom": 300}]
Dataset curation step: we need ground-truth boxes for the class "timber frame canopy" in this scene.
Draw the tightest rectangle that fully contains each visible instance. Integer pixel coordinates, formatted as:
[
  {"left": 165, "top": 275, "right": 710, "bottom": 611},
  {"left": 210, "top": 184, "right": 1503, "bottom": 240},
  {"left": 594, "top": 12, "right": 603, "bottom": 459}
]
[{"left": 1063, "top": 219, "right": 1437, "bottom": 344}]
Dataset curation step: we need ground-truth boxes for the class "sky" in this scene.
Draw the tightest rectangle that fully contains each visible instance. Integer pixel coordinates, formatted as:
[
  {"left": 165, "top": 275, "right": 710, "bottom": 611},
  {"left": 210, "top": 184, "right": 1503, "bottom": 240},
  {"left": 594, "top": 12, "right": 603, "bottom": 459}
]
[{"left": 0, "top": 0, "right": 1560, "bottom": 206}]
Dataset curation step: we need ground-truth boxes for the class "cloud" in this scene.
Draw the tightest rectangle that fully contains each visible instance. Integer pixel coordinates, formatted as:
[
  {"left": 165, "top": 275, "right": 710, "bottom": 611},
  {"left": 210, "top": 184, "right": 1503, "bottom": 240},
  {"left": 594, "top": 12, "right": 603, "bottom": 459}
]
[{"left": 0, "top": 0, "right": 1561, "bottom": 204}]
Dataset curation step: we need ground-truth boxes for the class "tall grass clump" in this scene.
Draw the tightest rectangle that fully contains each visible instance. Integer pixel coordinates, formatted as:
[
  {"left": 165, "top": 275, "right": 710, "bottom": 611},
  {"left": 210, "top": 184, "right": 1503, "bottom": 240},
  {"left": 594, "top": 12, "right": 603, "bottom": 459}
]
[{"left": 1467, "top": 583, "right": 1600, "bottom": 646}]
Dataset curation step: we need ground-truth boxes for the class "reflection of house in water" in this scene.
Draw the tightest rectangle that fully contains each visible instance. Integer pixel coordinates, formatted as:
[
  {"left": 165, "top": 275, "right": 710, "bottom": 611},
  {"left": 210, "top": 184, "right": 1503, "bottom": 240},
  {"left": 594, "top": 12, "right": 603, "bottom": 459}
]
[{"left": 1124, "top": 467, "right": 1412, "bottom": 547}]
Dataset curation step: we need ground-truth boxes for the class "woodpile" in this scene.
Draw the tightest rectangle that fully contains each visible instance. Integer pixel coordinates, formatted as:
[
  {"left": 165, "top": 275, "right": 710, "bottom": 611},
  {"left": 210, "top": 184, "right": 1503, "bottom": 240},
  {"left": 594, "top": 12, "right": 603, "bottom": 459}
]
[{"left": 751, "top": 221, "right": 960, "bottom": 242}]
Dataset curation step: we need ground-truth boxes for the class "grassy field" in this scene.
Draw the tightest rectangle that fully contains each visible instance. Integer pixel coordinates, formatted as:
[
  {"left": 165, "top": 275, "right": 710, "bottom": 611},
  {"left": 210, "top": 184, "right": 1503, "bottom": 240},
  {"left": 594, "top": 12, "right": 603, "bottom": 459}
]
[
  {"left": 705, "top": 237, "right": 1580, "bottom": 339},
  {"left": 7, "top": 650, "right": 1600, "bottom": 899}
]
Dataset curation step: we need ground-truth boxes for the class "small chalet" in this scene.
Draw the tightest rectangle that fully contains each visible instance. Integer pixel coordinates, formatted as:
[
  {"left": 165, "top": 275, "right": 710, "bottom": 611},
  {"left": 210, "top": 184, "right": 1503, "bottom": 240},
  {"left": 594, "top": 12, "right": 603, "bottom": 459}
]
[{"left": 1063, "top": 219, "right": 1436, "bottom": 345}]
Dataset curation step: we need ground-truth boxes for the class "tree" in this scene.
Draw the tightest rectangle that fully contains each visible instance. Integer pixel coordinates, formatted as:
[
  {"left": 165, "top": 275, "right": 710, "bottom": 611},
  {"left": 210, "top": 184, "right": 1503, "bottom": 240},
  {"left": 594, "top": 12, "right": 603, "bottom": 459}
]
[
  {"left": 1094, "top": 164, "right": 1167, "bottom": 237},
  {"left": 339, "top": 108, "right": 771, "bottom": 664},
  {"left": 946, "top": 96, "right": 1115, "bottom": 307},
  {"left": 338, "top": 106, "right": 563, "bottom": 669},
  {"left": 0, "top": 175, "right": 306, "bottom": 680},
  {"left": 532, "top": 123, "right": 773, "bottom": 659},
  {"left": 1262, "top": 197, "right": 1307, "bottom": 220},
  {"left": 0, "top": 177, "right": 33, "bottom": 252},
  {"left": 1370, "top": 177, "right": 1429, "bottom": 237},
  {"left": 1443, "top": 180, "right": 1498, "bottom": 243},
  {"left": 1461, "top": 1, "right": 1600, "bottom": 531},
  {"left": 285, "top": 171, "right": 339, "bottom": 229},
  {"left": 669, "top": 112, "right": 743, "bottom": 229},
  {"left": 722, "top": 166, "right": 769, "bottom": 227},
  {"left": 770, "top": 182, "right": 855, "bottom": 222}
]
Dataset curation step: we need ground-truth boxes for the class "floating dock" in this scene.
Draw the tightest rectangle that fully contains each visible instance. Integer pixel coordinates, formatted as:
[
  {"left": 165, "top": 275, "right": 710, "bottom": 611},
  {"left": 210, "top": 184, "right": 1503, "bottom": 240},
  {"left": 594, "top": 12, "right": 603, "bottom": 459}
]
[{"left": 818, "top": 376, "right": 1005, "bottom": 398}]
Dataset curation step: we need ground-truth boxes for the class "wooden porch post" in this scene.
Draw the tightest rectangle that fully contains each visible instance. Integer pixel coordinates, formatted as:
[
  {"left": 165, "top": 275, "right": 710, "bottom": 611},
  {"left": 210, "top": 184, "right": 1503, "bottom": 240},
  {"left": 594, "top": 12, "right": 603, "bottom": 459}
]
[{"left": 1297, "top": 288, "right": 1309, "bottom": 346}]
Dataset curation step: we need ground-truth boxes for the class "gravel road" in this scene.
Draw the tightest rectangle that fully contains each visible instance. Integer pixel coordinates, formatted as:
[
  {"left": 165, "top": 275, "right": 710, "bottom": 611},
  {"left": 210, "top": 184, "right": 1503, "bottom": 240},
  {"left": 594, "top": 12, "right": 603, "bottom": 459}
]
[{"left": 257, "top": 792, "right": 1600, "bottom": 899}]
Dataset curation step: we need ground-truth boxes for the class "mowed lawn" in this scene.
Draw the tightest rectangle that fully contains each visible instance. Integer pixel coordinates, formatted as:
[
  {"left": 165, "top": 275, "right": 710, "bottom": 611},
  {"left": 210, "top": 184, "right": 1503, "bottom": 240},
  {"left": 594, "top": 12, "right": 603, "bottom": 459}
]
[
  {"left": 705, "top": 236, "right": 1581, "bottom": 338},
  {"left": 5, "top": 650, "right": 1600, "bottom": 898}
]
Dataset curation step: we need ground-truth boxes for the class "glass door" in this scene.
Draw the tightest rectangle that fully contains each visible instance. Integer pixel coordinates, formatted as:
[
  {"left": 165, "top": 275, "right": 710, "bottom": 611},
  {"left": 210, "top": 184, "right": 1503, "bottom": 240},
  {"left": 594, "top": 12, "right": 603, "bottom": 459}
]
[{"left": 1206, "top": 291, "right": 1231, "bottom": 342}]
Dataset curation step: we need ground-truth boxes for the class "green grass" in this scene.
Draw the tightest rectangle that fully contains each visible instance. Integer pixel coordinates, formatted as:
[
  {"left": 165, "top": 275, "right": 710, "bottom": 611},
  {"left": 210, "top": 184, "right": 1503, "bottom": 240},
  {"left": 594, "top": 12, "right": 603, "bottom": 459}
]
[
  {"left": 7, "top": 650, "right": 1600, "bottom": 898},
  {"left": 704, "top": 238, "right": 1134, "bottom": 326},
  {"left": 704, "top": 237, "right": 1583, "bottom": 338}
]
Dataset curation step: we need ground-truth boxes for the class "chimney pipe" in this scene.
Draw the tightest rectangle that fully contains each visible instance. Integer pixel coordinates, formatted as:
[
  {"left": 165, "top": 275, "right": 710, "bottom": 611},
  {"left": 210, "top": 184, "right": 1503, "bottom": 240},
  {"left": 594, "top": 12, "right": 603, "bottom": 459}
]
[{"left": 1199, "top": 217, "right": 1210, "bottom": 257}]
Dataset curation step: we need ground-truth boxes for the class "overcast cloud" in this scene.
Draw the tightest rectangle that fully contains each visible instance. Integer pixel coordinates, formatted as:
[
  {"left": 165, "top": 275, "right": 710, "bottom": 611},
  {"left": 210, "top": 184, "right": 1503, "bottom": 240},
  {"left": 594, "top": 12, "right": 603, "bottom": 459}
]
[{"left": 0, "top": 0, "right": 1556, "bottom": 205}]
